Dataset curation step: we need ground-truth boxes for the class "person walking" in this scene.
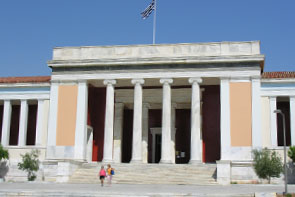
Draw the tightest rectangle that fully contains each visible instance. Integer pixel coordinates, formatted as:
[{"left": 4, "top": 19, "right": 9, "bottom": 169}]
[
  {"left": 98, "top": 165, "right": 106, "bottom": 187},
  {"left": 106, "top": 164, "right": 114, "bottom": 186}
]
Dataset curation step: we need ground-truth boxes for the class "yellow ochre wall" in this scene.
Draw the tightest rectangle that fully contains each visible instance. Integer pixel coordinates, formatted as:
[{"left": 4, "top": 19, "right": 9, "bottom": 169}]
[
  {"left": 56, "top": 85, "right": 78, "bottom": 146},
  {"left": 230, "top": 82, "right": 252, "bottom": 146}
]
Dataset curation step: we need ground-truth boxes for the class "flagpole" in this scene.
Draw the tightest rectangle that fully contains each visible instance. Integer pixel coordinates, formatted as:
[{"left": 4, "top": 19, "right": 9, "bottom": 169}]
[{"left": 153, "top": 0, "right": 157, "bottom": 44}]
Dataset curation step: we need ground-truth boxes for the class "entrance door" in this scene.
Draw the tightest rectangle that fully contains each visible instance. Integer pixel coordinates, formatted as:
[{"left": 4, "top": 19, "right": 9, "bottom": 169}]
[
  {"left": 155, "top": 134, "right": 162, "bottom": 163},
  {"left": 175, "top": 109, "right": 191, "bottom": 164}
]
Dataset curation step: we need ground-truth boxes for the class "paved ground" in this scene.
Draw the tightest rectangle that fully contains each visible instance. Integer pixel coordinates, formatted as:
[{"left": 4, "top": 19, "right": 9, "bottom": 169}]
[{"left": 0, "top": 183, "right": 295, "bottom": 196}]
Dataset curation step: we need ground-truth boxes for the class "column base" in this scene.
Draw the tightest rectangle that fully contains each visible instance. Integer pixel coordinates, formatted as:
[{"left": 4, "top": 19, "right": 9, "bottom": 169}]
[
  {"left": 102, "top": 159, "right": 113, "bottom": 164},
  {"left": 189, "top": 160, "right": 202, "bottom": 165},
  {"left": 130, "top": 159, "right": 142, "bottom": 164},
  {"left": 160, "top": 159, "right": 172, "bottom": 164}
]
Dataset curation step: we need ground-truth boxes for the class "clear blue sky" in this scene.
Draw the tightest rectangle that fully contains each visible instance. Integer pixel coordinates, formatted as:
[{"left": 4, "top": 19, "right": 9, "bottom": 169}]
[{"left": 1, "top": 0, "right": 294, "bottom": 77}]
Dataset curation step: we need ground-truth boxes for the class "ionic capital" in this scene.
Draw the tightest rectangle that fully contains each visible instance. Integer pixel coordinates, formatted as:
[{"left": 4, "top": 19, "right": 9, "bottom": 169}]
[
  {"left": 131, "top": 79, "right": 145, "bottom": 85},
  {"left": 188, "top": 77, "right": 202, "bottom": 84},
  {"left": 160, "top": 78, "right": 173, "bottom": 85},
  {"left": 103, "top": 79, "right": 116, "bottom": 86}
]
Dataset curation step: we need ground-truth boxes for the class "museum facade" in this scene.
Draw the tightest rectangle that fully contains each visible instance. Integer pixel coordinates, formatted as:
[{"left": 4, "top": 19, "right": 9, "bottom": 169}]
[{"left": 0, "top": 41, "right": 295, "bottom": 184}]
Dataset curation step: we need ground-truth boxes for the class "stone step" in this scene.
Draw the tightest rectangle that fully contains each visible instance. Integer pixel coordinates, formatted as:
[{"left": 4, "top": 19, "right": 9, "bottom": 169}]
[{"left": 68, "top": 163, "right": 217, "bottom": 185}]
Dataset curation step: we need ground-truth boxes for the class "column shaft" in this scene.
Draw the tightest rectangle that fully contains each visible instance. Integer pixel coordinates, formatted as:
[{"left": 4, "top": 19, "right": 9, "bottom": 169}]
[
  {"left": 290, "top": 96, "right": 295, "bottom": 146},
  {"left": 1, "top": 100, "right": 12, "bottom": 146},
  {"left": 171, "top": 103, "right": 176, "bottom": 164},
  {"left": 270, "top": 97, "right": 278, "bottom": 147},
  {"left": 189, "top": 78, "right": 202, "bottom": 163},
  {"left": 103, "top": 79, "right": 116, "bottom": 162},
  {"left": 131, "top": 79, "right": 144, "bottom": 163},
  {"left": 18, "top": 100, "right": 29, "bottom": 146},
  {"left": 74, "top": 81, "right": 88, "bottom": 160},
  {"left": 35, "top": 100, "right": 44, "bottom": 146},
  {"left": 160, "top": 78, "right": 173, "bottom": 163},
  {"left": 142, "top": 103, "right": 150, "bottom": 163},
  {"left": 220, "top": 78, "right": 231, "bottom": 160}
]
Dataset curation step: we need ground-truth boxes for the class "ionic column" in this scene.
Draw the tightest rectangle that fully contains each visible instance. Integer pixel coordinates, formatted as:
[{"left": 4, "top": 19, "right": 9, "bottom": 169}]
[
  {"left": 35, "top": 99, "right": 44, "bottom": 146},
  {"left": 103, "top": 79, "right": 116, "bottom": 163},
  {"left": 142, "top": 103, "right": 150, "bottom": 163},
  {"left": 1, "top": 100, "right": 12, "bottom": 146},
  {"left": 171, "top": 103, "right": 177, "bottom": 164},
  {"left": 189, "top": 78, "right": 203, "bottom": 164},
  {"left": 160, "top": 78, "right": 173, "bottom": 164},
  {"left": 18, "top": 100, "right": 29, "bottom": 146},
  {"left": 220, "top": 78, "right": 231, "bottom": 160},
  {"left": 131, "top": 79, "right": 145, "bottom": 163},
  {"left": 251, "top": 77, "right": 262, "bottom": 148},
  {"left": 270, "top": 96, "right": 278, "bottom": 147},
  {"left": 74, "top": 81, "right": 88, "bottom": 160},
  {"left": 113, "top": 103, "right": 124, "bottom": 163},
  {"left": 290, "top": 96, "right": 295, "bottom": 146}
]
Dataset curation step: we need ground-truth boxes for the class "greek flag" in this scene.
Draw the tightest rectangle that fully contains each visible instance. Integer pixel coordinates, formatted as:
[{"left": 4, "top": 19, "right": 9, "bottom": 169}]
[{"left": 141, "top": 0, "right": 155, "bottom": 19}]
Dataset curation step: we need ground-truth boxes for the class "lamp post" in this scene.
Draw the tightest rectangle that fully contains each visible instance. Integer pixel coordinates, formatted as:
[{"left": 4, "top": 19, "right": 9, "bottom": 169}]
[{"left": 274, "top": 109, "right": 288, "bottom": 195}]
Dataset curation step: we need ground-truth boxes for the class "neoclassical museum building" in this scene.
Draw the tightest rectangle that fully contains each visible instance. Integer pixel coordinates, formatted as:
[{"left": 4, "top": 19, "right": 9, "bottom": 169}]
[{"left": 0, "top": 41, "right": 295, "bottom": 184}]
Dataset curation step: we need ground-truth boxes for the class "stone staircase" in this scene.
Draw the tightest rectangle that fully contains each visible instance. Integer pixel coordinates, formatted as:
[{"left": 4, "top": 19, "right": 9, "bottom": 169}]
[{"left": 69, "top": 163, "right": 217, "bottom": 185}]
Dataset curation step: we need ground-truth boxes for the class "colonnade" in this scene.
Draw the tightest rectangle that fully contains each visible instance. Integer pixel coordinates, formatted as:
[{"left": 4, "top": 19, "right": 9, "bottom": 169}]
[
  {"left": 1, "top": 99, "right": 46, "bottom": 146},
  {"left": 102, "top": 78, "right": 203, "bottom": 164}
]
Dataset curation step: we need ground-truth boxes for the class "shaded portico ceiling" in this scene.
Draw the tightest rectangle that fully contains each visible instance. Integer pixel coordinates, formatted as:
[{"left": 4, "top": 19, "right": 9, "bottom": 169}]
[{"left": 47, "top": 41, "right": 265, "bottom": 72}]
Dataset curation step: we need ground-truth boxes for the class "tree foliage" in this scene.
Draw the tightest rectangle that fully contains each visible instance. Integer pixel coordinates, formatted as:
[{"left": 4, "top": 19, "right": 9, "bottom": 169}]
[
  {"left": 252, "top": 148, "right": 283, "bottom": 183},
  {"left": 288, "top": 146, "right": 295, "bottom": 163},
  {"left": 0, "top": 144, "right": 9, "bottom": 161},
  {"left": 18, "top": 150, "right": 40, "bottom": 181}
]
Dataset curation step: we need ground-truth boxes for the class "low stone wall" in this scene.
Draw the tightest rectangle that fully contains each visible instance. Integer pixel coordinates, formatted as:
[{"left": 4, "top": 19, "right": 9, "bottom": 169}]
[{"left": 217, "top": 160, "right": 295, "bottom": 185}]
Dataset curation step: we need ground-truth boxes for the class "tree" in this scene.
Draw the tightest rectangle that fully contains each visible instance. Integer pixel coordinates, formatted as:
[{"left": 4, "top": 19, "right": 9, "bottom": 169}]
[
  {"left": 0, "top": 144, "right": 9, "bottom": 161},
  {"left": 288, "top": 146, "right": 295, "bottom": 163},
  {"left": 252, "top": 148, "right": 283, "bottom": 184},
  {"left": 18, "top": 150, "right": 40, "bottom": 181}
]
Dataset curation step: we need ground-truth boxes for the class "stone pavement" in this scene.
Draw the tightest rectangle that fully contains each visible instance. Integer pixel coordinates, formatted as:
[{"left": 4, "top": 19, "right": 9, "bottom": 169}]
[{"left": 0, "top": 182, "right": 294, "bottom": 196}]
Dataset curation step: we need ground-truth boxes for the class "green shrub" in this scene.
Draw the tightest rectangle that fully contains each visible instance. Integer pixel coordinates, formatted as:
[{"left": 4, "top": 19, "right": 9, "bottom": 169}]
[
  {"left": 288, "top": 146, "right": 295, "bottom": 163},
  {"left": 252, "top": 148, "right": 283, "bottom": 183},
  {"left": 0, "top": 144, "right": 9, "bottom": 161},
  {"left": 18, "top": 150, "right": 40, "bottom": 181}
]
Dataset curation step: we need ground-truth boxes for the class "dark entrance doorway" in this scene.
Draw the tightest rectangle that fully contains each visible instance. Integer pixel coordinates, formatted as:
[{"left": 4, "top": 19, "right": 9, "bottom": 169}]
[
  {"left": 148, "top": 109, "right": 162, "bottom": 163},
  {"left": 202, "top": 85, "right": 221, "bottom": 163},
  {"left": 175, "top": 109, "right": 191, "bottom": 164},
  {"left": 122, "top": 109, "right": 133, "bottom": 163},
  {"left": 88, "top": 87, "right": 106, "bottom": 162},
  {"left": 155, "top": 134, "right": 162, "bottom": 163}
]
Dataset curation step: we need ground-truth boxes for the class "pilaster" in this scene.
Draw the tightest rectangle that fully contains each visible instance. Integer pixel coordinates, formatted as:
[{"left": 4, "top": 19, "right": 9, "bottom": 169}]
[
  {"left": 35, "top": 99, "right": 44, "bottom": 146},
  {"left": 18, "top": 100, "right": 28, "bottom": 146},
  {"left": 270, "top": 96, "right": 278, "bottom": 147},
  {"left": 74, "top": 81, "right": 88, "bottom": 160},
  {"left": 251, "top": 77, "right": 262, "bottom": 148},
  {"left": 1, "top": 100, "right": 12, "bottom": 146},
  {"left": 290, "top": 96, "right": 295, "bottom": 146},
  {"left": 220, "top": 78, "right": 231, "bottom": 160}
]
